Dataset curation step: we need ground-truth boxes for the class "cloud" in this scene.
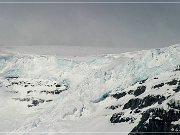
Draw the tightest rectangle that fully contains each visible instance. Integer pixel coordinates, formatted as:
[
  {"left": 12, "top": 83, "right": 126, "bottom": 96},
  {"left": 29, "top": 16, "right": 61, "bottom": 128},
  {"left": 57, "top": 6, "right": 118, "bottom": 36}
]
[{"left": 0, "top": 3, "right": 180, "bottom": 49}]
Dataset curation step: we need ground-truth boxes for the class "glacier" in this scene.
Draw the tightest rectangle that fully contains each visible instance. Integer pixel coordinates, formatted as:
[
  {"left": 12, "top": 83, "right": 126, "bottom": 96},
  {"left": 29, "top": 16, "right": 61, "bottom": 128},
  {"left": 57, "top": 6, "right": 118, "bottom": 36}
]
[{"left": 0, "top": 44, "right": 180, "bottom": 134}]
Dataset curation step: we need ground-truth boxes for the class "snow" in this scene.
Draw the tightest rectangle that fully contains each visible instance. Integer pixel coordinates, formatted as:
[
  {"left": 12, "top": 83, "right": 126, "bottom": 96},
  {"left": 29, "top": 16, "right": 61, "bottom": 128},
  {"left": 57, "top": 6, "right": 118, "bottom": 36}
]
[
  {"left": 0, "top": 44, "right": 180, "bottom": 134},
  {"left": 172, "top": 119, "right": 180, "bottom": 125}
]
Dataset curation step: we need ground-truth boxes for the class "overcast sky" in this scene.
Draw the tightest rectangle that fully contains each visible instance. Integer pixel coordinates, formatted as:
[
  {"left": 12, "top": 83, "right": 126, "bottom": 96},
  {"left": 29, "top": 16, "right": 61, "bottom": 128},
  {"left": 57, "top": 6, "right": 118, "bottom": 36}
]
[{"left": 0, "top": 0, "right": 180, "bottom": 51}]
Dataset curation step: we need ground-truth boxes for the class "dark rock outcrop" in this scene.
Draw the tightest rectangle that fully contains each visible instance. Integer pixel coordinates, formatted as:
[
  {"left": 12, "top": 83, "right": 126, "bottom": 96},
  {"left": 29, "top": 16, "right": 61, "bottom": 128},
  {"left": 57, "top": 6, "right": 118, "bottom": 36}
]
[
  {"left": 40, "top": 89, "right": 66, "bottom": 95},
  {"left": 110, "top": 112, "right": 124, "bottom": 123},
  {"left": 139, "top": 79, "right": 147, "bottom": 84},
  {"left": 32, "top": 100, "right": 39, "bottom": 106},
  {"left": 166, "top": 79, "right": 179, "bottom": 86},
  {"left": 106, "top": 105, "right": 122, "bottom": 110},
  {"left": 130, "top": 108, "right": 180, "bottom": 135},
  {"left": 167, "top": 100, "right": 180, "bottom": 110},
  {"left": 110, "top": 112, "right": 135, "bottom": 123},
  {"left": 134, "top": 86, "right": 146, "bottom": 96},
  {"left": 174, "top": 65, "right": 180, "bottom": 71},
  {"left": 173, "top": 85, "right": 180, "bottom": 92},
  {"left": 123, "top": 95, "right": 166, "bottom": 110},
  {"left": 128, "top": 90, "right": 134, "bottom": 95},
  {"left": 55, "top": 84, "right": 61, "bottom": 87},
  {"left": 153, "top": 83, "right": 164, "bottom": 89},
  {"left": 112, "top": 92, "right": 126, "bottom": 99}
]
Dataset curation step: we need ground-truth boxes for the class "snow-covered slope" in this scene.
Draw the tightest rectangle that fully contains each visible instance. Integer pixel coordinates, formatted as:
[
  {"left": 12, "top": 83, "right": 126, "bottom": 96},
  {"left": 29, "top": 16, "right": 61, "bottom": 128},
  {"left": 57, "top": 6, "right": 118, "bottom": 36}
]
[{"left": 0, "top": 44, "right": 180, "bottom": 134}]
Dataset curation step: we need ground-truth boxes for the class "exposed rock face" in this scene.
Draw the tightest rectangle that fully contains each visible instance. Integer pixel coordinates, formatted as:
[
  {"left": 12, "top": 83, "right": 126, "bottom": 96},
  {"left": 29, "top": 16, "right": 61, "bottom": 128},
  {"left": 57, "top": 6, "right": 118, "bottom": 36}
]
[
  {"left": 139, "top": 79, "right": 147, "bottom": 84},
  {"left": 153, "top": 83, "right": 164, "bottom": 89},
  {"left": 167, "top": 99, "right": 180, "bottom": 110},
  {"left": 123, "top": 95, "right": 166, "bottom": 110},
  {"left": 134, "top": 86, "right": 146, "bottom": 96},
  {"left": 174, "top": 65, "right": 180, "bottom": 71},
  {"left": 108, "top": 68, "right": 180, "bottom": 134},
  {"left": 2, "top": 78, "right": 69, "bottom": 108},
  {"left": 128, "top": 90, "right": 134, "bottom": 94},
  {"left": 112, "top": 92, "right": 126, "bottom": 99},
  {"left": 130, "top": 108, "right": 180, "bottom": 135},
  {"left": 110, "top": 112, "right": 124, "bottom": 123},
  {"left": 173, "top": 84, "right": 180, "bottom": 92},
  {"left": 166, "top": 79, "right": 179, "bottom": 86},
  {"left": 106, "top": 104, "right": 122, "bottom": 110}
]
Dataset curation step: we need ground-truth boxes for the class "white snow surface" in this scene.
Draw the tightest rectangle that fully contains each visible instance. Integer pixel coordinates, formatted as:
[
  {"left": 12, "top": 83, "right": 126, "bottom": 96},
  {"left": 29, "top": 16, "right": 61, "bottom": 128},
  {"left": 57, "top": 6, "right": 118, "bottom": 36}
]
[{"left": 0, "top": 44, "right": 180, "bottom": 134}]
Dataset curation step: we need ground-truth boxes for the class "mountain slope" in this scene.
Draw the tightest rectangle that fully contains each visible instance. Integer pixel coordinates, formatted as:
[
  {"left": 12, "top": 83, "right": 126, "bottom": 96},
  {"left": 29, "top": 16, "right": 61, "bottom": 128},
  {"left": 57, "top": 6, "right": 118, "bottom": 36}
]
[{"left": 0, "top": 45, "right": 180, "bottom": 134}]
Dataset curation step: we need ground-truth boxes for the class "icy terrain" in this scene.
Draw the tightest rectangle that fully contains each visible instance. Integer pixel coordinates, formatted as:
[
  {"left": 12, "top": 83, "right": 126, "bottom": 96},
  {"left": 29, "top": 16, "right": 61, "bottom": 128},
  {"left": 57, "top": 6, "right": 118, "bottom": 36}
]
[{"left": 0, "top": 44, "right": 180, "bottom": 134}]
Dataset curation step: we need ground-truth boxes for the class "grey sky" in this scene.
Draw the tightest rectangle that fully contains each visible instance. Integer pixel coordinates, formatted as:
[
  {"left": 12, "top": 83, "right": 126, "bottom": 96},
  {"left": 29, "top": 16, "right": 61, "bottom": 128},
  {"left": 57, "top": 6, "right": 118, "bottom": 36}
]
[{"left": 0, "top": 0, "right": 180, "bottom": 50}]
